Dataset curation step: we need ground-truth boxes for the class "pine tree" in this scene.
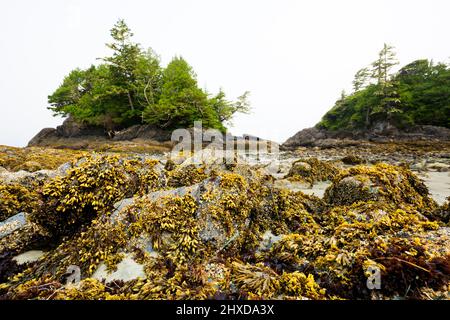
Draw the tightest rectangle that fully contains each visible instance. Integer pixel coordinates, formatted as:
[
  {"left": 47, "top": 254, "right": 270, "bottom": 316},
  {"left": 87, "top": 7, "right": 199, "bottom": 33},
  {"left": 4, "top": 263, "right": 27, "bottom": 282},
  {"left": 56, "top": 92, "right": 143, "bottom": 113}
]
[
  {"left": 371, "top": 44, "right": 401, "bottom": 123},
  {"left": 352, "top": 67, "right": 370, "bottom": 92}
]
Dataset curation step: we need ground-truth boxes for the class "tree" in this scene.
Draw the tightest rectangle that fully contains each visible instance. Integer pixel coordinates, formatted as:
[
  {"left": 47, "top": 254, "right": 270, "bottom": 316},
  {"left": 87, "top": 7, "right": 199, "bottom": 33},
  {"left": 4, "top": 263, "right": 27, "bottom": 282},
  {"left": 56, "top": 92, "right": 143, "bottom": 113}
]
[
  {"left": 48, "top": 19, "right": 248, "bottom": 132},
  {"left": 100, "top": 20, "right": 162, "bottom": 126},
  {"left": 371, "top": 43, "right": 401, "bottom": 123},
  {"left": 210, "top": 90, "right": 251, "bottom": 124},
  {"left": 352, "top": 67, "right": 371, "bottom": 92},
  {"left": 143, "top": 57, "right": 224, "bottom": 131},
  {"left": 318, "top": 49, "right": 450, "bottom": 131}
]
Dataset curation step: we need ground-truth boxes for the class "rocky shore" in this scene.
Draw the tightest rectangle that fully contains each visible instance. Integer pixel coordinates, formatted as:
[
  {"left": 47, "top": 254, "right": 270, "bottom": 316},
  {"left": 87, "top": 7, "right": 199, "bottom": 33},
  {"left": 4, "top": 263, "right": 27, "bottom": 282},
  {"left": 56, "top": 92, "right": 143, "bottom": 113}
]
[
  {"left": 0, "top": 137, "right": 449, "bottom": 300},
  {"left": 282, "top": 123, "right": 450, "bottom": 149}
]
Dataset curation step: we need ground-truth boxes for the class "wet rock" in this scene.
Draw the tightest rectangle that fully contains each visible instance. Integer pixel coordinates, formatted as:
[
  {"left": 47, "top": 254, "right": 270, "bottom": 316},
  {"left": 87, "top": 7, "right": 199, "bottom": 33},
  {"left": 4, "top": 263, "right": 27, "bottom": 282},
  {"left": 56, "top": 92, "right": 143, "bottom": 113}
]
[
  {"left": 324, "top": 175, "right": 379, "bottom": 206},
  {"left": 112, "top": 124, "right": 172, "bottom": 142},
  {"left": 285, "top": 158, "right": 339, "bottom": 185},
  {"left": 0, "top": 213, "right": 28, "bottom": 239},
  {"left": 56, "top": 116, "right": 105, "bottom": 138},
  {"left": 0, "top": 169, "right": 57, "bottom": 186},
  {"left": 257, "top": 230, "right": 283, "bottom": 252},
  {"left": 282, "top": 127, "right": 328, "bottom": 148}
]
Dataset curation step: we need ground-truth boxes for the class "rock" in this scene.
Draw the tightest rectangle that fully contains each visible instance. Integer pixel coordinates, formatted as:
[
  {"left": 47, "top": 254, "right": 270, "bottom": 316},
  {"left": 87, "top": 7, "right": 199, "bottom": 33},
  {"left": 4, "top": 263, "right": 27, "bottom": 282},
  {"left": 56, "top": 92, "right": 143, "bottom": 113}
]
[
  {"left": 341, "top": 155, "right": 365, "bottom": 165},
  {"left": 285, "top": 158, "right": 339, "bottom": 185},
  {"left": 282, "top": 127, "right": 328, "bottom": 149},
  {"left": 323, "top": 163, "right": 437, "bottom": 211},
  {"left": 282, "top": 124, "right": 450, "bottom": 149},
  {"left": 407, "top": 125, "right": 450, "bottom": 139},
  {"left": 112, "top": 124, "right": 172, "bottom": 142},
  {"left": 56, "top": 116, "right": 105, "bottom": 138},
  {"left": 0, "top": 169, "right": 57, "bottom": 186},
  {"left": 92, "top": 254, "right": 146, "bottom": 282},
  {"left": 27, "top": 128, "right": 58, "bottom": 147},
  {"left": 257, "top": 230, "right": 283, "bottom": 252},
  {"left": 288, "top": 161, "right": 312, "bottom": 175},
  {"left": 12, "top": 250, "right": 45, "bottom": 265},
  {"left": 0, "top": 212, "right": 28, "bottom": 239},
  {"left": 57, "top": 162, "right": 73, "bottom": 176},
  {"left": 20, "top": 161, "right": 43, "bottom": 172},
  {"left": 324, "top": 175, "right": 379, "bottom": 206}
]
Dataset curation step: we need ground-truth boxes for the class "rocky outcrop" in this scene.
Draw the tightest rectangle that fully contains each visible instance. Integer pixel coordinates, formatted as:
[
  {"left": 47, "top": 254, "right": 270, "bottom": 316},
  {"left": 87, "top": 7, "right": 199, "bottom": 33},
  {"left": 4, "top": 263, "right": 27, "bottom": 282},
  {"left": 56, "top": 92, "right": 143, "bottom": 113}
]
[
  {"left": 112, "top": 124, "right": 172, "bottom": 142},
  {"left": 27, "top": 117, "right": 173, "bottom": 147},
  {"left": 282, "top": 124, "right": 450, "bottom": 149},
  {"left": 27, "top": 128, "right": 58, "bottom": 147}
]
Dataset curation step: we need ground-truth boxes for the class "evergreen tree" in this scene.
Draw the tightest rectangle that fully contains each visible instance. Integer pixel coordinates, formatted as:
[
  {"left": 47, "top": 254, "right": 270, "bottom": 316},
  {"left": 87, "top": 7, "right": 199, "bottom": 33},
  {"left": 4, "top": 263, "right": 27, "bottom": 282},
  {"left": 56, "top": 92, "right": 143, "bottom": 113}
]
[
  {"left": 371, "top": 44, "right": 401, "bottom": 123},
  {"left": 48, "top": 19, "right": 249, "bottom": 132},
  {"left": 352, "top": 67, "right": 370, "bottom": 92}
]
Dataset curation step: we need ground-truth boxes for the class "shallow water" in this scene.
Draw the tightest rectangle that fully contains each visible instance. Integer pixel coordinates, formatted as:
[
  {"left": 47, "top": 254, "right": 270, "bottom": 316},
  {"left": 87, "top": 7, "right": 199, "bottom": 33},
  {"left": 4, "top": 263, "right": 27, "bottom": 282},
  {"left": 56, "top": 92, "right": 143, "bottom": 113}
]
[{"left": 417, "top": 171, "right": 450, "bottom": 205}]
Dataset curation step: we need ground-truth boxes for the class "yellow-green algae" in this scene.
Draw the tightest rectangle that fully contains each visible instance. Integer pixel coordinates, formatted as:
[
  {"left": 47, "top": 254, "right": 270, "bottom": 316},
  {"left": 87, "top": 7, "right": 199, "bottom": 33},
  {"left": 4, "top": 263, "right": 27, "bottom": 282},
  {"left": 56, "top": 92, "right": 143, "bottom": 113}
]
[
  {"left": 0, "top": 152, "right": 449, "bottom": 300},
  {"left": 286, "top": 158, "right": 340, "bottom": 186},
  {"left": 0, "top": 184, "right": 38, "bottom": 221}
]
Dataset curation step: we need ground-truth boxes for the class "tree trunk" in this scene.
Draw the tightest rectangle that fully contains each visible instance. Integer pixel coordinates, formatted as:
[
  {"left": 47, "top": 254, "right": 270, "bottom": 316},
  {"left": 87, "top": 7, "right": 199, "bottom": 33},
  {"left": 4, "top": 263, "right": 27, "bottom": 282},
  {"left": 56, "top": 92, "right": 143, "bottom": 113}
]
[
  {"left": 127, "top": 91, "right": 134, "bottom": 111},
  {"left": 365, "top": 106, "right": 371, "bottom": 128}
]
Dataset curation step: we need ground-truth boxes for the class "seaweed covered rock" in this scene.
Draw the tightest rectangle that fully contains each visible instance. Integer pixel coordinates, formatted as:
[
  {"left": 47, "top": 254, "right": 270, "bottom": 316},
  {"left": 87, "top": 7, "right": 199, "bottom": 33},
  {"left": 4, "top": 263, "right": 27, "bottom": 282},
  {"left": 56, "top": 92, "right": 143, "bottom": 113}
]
[
  {"left": 0, "top": 146, "right": 86, "bottom": 172},
  {"left": 341, "top": 155, "right": 365, "bottom": 165},
  {"left": 0, "top": 184, "right": 38, "bottom": 222},
  {"left": 0, "top": 148, "right": 448, "bottom": 301},
  {"left": 285, "top": 158, "right": 340, "bottom": 186},
  {"left": 257, "top": 200, "right": 448, "bottom": 299},
  {"left": 431, "top": 197, "right": 450, "bottom": 224},
  {"left": 167, "top": 164, "right": 208, "bottom": 188},
  {"left": 30, "top": 155, "right": 166, "bottom": 238},
  {"left": 323, "top": 163, "right": 437, "bottom": 213}
]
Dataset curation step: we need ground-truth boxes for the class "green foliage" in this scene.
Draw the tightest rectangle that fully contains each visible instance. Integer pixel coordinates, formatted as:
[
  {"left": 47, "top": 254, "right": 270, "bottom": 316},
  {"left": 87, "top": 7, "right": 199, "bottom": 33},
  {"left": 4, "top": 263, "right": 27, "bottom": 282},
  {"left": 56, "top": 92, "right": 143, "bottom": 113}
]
[
  {"left": 143, "top": 57, "right": 225, "bottom": 131},
  {"left": 318, "top": 44, "right": 450, "bottom": 130},
  {"left": 48, "top": 20, "right": 249, "bottom": 131}
]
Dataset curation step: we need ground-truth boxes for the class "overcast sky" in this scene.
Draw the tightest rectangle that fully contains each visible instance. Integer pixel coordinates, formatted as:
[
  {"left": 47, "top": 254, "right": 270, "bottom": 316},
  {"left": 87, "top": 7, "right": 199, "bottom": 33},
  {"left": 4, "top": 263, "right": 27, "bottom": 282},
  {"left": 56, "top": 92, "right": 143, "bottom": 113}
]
[{"left": 0, "top": 0, "right": 449, "bottom": 147}]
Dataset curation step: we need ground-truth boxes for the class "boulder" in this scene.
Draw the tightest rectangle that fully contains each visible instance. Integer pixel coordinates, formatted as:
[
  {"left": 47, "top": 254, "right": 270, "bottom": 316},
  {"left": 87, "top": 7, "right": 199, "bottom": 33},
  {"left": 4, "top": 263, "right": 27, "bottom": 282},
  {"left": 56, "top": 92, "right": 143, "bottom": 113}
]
[
  {"left": 282, "top": 127, "right": 328, "bottom": 149},
  {"left": 27, "top": 128, "right": 58, "bottom": 147},
  {"left": 323, "top": 163, "right": 437, "bottom": 212},
  {"left": 56, "top": 116, "right": 105, "bottom": 138},
  {"left": 0, "top": 212, "right": 28, "bottom": 239}
]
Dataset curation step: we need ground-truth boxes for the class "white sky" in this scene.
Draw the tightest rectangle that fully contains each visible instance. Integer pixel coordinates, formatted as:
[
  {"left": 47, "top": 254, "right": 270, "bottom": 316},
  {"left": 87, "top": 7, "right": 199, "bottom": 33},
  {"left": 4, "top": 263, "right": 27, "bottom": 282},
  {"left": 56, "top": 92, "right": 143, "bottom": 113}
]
[{"left": 0, "top": 0, "right": 449, "bottom": 147}]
